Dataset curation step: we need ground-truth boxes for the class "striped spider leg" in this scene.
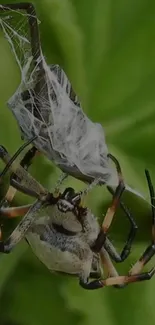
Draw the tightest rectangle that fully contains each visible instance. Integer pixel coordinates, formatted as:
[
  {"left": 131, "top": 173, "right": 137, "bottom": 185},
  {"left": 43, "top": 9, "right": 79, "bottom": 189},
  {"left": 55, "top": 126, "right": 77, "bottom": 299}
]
[
  {"left": 91, "top": 154, "right": 137, "bottom": 264},
  {"left": 92, "top": 169, "right": 155, "bottom": 288},
  {"left": 0, "top": 137, "right": 48, "bottom": 206}
]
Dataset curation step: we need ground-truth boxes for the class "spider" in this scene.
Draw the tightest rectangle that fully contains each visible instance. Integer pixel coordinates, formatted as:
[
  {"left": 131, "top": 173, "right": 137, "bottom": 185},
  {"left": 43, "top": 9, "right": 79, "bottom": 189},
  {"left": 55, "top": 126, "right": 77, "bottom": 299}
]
[{"left": 0, "top": 140, "right": 154, "bottom": 289}]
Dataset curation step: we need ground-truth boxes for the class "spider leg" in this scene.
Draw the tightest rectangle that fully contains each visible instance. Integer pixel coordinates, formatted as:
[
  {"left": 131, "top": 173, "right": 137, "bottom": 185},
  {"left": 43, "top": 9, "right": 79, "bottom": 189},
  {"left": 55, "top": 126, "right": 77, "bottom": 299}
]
[
  {"left": 79, "top": 249, "right": 125, "bottom": 290},
  {"left": 92, "top": 154, "right": 125, "bottom": 252},
  {"left": 0, "top": 204, "right": 32, "bottom": 240},
  {"left": 1, "top": 186, "right": 17, "bottom": 208},
  {"left": 100, "top": 247, "right": 126, "bottom": 289},
  {"left": 129, "top": 169, "right": 155, "bottom": 276},
  {"left": 80, "top": 248, "right": 127, "bottom": 290},
  {"left": 5, "top": 146, "right": 38, "bottom": 206},
  {"left": 0, "top": 141, "right": 47, "bottom": 204},
  {"left": 0, "top": 136, "right": 37, "bottom": 178},
  {"left": 77, "top": 239, "right": 123, "bottom": 291},
  {"left": 0, "top": 143, "right": 37, "bottom": 207},
  {"left": 89, "top": 268, "right": 155, "bottom": 289},
  {"left": 78, "top": 250, "right": 103, "bottom": 290},
  {"left": 0, "top": 204, "right": 32, "bottom": 218},
  {"left": 73, "top": 154, "right": 135, "bottom": 264},
  {"left": 13, "top": 146, "right": 37, "bottom": 171},
  {"left": 0, "top": 142, "right": 37, "bottom": 237},
  {"left": 0, "top": 204, "right": 32, "bottom": 241},
  {"left": 83, "top": 169, "right": 155, "bottom": 290},
  {"left": 80, "top": 243, "right": 155, "bottom": 290},
  {"left": 100, "top": 247, "right": 119, "bottom": 277},
  {"left": 104, "top": 186, "right": 138, "bottom": 262},
  {"left": 0, "top": 198, "right": 46, "bottom": 253}
]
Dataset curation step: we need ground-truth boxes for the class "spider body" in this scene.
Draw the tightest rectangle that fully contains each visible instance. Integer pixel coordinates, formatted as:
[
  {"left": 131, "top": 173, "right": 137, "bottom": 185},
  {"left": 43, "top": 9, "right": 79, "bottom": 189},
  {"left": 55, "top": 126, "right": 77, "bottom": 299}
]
[
  {"left": 26, "top": 190, "right": 102, "bottom": 280},
  {"left": 0, "top": 142, "right": 154, "bottom": 289},
  {"left": 1, "top": 186, "right": 105, "bottom": 289}
]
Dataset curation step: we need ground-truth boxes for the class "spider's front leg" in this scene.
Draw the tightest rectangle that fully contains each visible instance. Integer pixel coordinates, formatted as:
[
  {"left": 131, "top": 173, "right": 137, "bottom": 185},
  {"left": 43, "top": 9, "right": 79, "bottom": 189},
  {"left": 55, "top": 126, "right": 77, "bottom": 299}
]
[
  {"left": 1, "top": 145, "right": 38, "bottom": 208},
  {"left": 0, "top": 140, "right": 47, "bottom": 208},
  {"left": 8, "top": 146, "right": 38, "bottom": 202},
  {"left": 0, "top": 198, "right": 46, "bottom": 253}
]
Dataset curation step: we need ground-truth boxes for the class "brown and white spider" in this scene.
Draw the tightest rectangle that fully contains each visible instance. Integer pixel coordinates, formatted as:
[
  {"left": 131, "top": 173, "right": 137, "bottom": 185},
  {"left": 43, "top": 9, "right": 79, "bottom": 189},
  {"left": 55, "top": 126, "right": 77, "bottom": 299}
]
[{"left": 0, "top": 140, "right": 154, "bottom": 290}]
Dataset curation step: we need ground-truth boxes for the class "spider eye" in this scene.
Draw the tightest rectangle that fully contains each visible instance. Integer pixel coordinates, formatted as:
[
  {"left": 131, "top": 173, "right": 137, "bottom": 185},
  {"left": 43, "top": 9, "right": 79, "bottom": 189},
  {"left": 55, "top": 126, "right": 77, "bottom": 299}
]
[{"left": 61, "top": 187, "right": 75, "bottom": 201}]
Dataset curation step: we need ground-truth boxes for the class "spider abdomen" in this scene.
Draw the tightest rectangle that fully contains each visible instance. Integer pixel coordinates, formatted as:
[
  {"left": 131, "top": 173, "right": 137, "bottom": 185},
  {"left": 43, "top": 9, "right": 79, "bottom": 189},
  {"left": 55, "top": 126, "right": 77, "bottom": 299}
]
[{"left": 26, "top": 221, "right": 101, "bottom": 276}]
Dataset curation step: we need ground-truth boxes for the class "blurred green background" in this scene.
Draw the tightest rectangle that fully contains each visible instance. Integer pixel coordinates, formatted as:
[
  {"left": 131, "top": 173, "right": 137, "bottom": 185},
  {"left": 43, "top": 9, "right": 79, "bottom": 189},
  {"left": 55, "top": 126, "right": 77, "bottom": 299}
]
[{"left": 0, "top": 0, "right": 155, "bottom": 324}]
